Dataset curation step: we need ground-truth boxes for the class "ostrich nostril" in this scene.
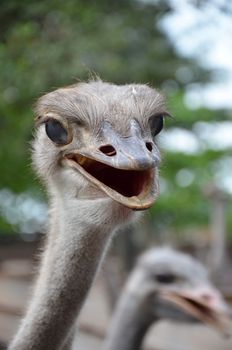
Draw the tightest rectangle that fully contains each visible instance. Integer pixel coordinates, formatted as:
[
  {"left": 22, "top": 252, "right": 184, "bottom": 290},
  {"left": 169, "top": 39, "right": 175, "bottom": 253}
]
[
  {"left": 99, "top": 144, "right": 117, "bottom": 157},
  {"left": 146, "top": 142, "right": 153, "bottom": 152},
  {"left": 201, "top": 293, "right": 213, "bottom": 302}
]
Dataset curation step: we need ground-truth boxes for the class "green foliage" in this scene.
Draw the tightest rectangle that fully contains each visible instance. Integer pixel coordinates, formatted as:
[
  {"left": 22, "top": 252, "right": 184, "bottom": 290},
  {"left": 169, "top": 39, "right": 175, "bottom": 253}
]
[
  {"left": 150, "top": 151, "right": 215, "bottom": 232},
  {"left": 168, "top": 92, "right": 232, "bottom": 127}
]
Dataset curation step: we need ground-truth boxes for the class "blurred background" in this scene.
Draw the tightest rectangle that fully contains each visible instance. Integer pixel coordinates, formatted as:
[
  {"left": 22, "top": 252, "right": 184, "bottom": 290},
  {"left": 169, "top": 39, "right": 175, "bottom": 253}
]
[{"left": 0, "top": 0, "right": 232, "bottom": 349}]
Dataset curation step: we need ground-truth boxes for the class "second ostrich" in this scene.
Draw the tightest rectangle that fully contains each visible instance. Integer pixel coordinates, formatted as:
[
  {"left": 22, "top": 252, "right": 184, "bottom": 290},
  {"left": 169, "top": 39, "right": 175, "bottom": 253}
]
[
  {"left": 103, "top": 248, "right": 229, "bottom": 350},
  {"left": 9, "top": 80, "right": 167, "bottom": 350}
]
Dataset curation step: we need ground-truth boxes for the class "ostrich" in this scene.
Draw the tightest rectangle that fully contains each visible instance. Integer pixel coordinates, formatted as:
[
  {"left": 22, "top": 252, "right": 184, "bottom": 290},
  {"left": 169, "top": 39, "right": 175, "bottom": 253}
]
[
  {"left": 9, "top": 80, "right": 167, "bottom": 350},
  {"left": 103, "top": 248, "right": 230, "bottom": 350}
]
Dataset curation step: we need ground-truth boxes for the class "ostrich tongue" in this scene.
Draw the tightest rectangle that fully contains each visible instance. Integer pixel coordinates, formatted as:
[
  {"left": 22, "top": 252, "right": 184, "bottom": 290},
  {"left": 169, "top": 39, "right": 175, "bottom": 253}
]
[{"left": 160, "top": 290, "right": 232, "bottom": 336}]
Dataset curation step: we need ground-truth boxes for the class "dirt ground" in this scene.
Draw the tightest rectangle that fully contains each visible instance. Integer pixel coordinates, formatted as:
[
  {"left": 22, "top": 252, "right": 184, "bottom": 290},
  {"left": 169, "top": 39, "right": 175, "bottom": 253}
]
[{"left": 0, "top": 258, "right": 232, "bottom": 350}]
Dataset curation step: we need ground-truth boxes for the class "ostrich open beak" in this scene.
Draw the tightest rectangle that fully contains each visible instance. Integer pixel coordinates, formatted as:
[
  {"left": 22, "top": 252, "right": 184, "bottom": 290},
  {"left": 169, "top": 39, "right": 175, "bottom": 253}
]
[
  {"left": 160, "top": 287, "right": 231, "bottom": 335},
  {"left": 63, "top": 122, "right": 160, "bottom": 210}
]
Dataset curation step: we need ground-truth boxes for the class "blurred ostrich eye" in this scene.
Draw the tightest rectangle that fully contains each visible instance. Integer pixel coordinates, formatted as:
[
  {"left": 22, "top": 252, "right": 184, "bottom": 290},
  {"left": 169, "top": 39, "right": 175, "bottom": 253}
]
[
  {"left": 155, "top": 272, "right": 176, "bottom": 284},
  {"left": 150, "top": 115, "right": 164, "bottom": 137},
  {"left": 45, "top": 119, "right": 69, "bottom": 145}
]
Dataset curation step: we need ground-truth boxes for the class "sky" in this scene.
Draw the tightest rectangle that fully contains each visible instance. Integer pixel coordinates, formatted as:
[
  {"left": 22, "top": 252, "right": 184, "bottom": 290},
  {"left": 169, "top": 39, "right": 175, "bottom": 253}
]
[
  {"left": 160, "top": 0, "right": 232, "bottom": 110},
  {"left": 158, "top": 0, "right": 232, "bottom": 193}
]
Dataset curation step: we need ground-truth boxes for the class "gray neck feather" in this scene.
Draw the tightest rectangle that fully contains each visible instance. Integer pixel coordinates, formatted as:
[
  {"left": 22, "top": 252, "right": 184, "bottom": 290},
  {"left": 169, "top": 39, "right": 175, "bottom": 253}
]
[
  {"left": 8, "top": 194, "right": 128, "bottom": 350},
  {"left": 103, "top": 290, "right": 154, "bottom": 350}
]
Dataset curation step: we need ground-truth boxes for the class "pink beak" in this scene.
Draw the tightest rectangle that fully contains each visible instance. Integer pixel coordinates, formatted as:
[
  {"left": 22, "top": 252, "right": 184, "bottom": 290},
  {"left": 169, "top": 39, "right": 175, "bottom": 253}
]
[{"left": 160, "top": 284, "right": 231, "bottom": 335}]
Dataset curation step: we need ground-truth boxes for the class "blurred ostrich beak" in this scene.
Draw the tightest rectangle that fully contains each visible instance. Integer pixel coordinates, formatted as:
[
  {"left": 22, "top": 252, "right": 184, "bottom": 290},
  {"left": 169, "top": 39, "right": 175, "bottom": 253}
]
[{"left": 160, "top": 285, "right": 231, "bottom": 335}]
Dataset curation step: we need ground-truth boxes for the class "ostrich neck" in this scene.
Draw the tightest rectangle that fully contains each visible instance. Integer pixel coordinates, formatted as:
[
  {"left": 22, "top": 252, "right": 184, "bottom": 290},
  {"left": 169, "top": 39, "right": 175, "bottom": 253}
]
[
  {"left": 9, "top": 190, "right": 128, "bottom": 350},
  {"left": 103, "top": 290, "right": 154, "bottom": 350}
]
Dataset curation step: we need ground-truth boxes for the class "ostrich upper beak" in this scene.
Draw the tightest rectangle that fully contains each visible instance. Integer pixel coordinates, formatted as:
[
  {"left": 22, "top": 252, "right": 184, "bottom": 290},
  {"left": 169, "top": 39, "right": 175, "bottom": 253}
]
[
  {"left": 160, "top": 286, "right": 231, "bottom": 335},
  {"left": 63, "top": 121, "right": 160, "bottom": 210}
]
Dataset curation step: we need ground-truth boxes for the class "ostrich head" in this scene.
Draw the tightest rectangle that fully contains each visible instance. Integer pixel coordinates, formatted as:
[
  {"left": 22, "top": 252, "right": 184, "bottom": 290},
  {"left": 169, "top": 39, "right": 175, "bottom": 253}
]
[
  {"left": 32, "top": 80, "right": 168, "bottom": 210},
  {"left": 127, "top": 248, "right": 230, "bottom": 332}
]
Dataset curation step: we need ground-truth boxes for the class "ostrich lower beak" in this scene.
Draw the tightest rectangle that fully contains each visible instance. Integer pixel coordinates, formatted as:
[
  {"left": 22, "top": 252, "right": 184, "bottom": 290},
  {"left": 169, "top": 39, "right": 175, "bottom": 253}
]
[
  {"left": 63, "top": 154, "right": 158, "bottom": 210},
  {"left": 160, "top": 288, "right": 231, "bottom": 335}
]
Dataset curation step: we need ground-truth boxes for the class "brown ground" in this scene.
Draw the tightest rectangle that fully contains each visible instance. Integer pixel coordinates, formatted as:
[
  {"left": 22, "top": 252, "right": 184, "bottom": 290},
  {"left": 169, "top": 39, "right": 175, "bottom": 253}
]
[{"left": 0, "top": 257, "right": 232, "bottom": 350}]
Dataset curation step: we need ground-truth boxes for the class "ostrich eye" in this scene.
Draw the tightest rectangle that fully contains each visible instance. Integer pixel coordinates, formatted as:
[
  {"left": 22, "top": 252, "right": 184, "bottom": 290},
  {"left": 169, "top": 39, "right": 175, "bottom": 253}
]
[
  {"left": 150, "top": 115, "right": 164, "bottom": 137},
  {"left": 155, "top": 272, "right": 176, "bottom": 284},
  {"left": 45, "top": 119, "right": 69, "bottom": 145}
]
